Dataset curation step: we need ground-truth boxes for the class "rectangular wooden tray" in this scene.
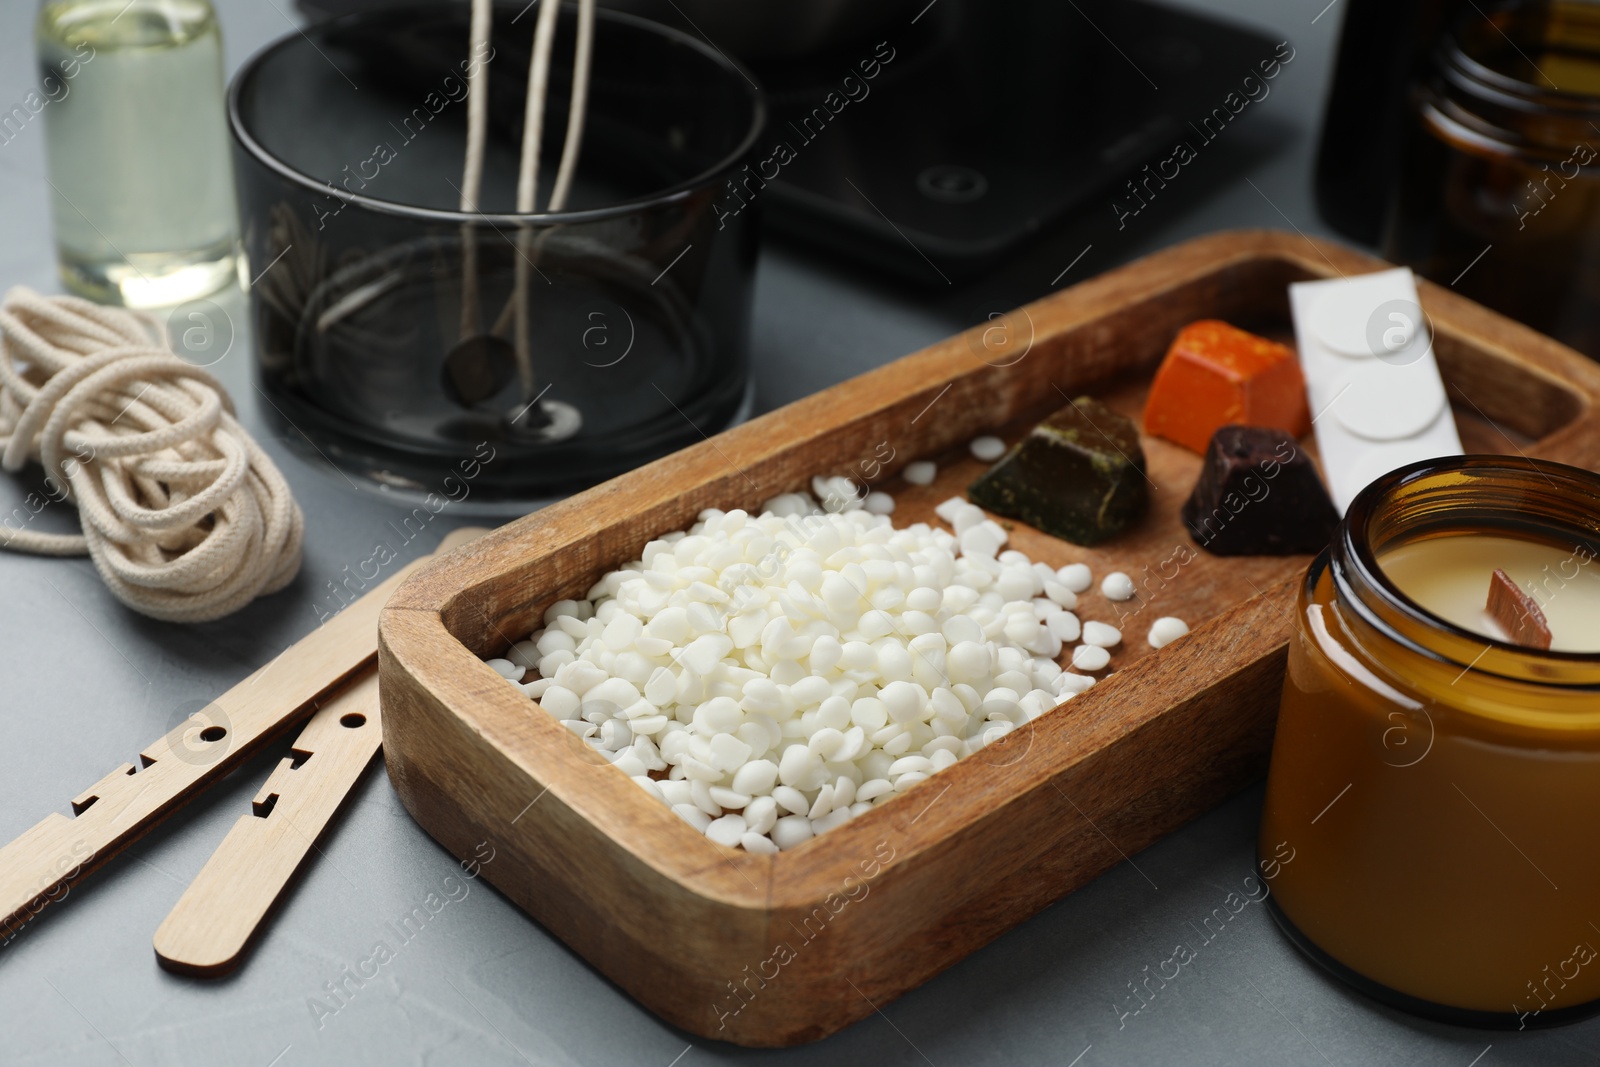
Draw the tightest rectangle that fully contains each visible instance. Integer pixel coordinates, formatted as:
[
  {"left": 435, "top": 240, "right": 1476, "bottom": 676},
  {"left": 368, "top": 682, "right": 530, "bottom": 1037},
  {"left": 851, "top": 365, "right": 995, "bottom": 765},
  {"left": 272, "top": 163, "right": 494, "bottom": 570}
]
[{"left": 377, "top": 230, "right": 1600, "bottom": 1047}]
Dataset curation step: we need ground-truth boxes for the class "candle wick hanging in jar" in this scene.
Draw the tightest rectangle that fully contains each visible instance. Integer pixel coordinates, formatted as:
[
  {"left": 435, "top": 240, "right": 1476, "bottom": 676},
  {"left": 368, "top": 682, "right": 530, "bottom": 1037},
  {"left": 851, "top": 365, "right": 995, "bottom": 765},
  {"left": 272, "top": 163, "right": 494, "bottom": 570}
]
[
  {"left": 510, "top": 0, "right": 595, "bottom": 404},
  {"left": 510, "top": 0, "right": 562, "bottom": 402},
  {"left": 1486, "top": 568, "right": 1553, "bottom": 650},
  {"left": 457, "top": 0, "right": 494, "bottom": 339},
  {"left": 449, "top": 0, "right": 592, "bottom": 441}
]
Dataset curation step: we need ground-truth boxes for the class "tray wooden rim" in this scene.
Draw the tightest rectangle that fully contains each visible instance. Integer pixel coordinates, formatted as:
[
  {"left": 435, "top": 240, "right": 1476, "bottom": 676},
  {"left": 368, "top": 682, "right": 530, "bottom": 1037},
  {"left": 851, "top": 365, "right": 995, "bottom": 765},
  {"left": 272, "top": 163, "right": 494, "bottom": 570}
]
[{"left": 378, "top": 229, "right": 1600, "bottom": 1039}]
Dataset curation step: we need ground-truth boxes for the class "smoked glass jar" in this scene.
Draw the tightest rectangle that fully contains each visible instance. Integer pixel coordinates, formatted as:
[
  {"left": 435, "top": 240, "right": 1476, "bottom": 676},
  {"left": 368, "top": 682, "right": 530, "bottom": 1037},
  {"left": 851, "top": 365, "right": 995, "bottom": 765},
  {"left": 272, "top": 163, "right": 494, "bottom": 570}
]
[
  {"left": 1260, "top": 456, "right": 1600, "bottom": 1028},
  {"left": 1385, "top": 0, "right": 1600, "bottom": 358},
  {"left": 229, "top": 3, "right": 763, "bottom": 502}
]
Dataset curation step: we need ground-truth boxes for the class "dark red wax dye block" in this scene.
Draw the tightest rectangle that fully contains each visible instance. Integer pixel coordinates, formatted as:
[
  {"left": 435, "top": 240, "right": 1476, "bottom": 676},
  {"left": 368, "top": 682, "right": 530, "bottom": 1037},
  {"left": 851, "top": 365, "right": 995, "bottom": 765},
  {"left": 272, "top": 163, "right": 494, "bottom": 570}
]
[{"left": 1182, "top": 425, "right": 1338, "bottom": 556}]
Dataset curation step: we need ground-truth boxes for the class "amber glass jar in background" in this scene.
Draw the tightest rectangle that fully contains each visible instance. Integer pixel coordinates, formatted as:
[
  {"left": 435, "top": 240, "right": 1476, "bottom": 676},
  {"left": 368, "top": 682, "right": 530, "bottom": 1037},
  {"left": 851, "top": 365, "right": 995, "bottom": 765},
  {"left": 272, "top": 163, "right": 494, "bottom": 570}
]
[
  {"left": 1386, "top": 0, "right": 1600, "bottom": 358},
  {"left": 1260, "top": 456, "right": 1600, "bottom": 1027}
]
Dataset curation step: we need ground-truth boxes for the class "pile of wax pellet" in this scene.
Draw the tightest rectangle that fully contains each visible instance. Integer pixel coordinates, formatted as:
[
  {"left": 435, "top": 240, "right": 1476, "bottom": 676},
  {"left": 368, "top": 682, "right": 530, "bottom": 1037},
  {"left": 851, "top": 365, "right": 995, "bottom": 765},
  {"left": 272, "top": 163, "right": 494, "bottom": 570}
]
[{"left": 490, "top": 483, "right": 1184, "bottom": 851}]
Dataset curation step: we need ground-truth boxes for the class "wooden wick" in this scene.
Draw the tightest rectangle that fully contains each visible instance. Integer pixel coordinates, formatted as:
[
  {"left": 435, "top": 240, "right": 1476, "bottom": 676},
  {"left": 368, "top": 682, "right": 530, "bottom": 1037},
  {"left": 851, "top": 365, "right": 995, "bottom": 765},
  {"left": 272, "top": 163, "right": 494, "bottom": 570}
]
[{"left": 1487, "top": 568, "right": 1553, "bottom": 650}]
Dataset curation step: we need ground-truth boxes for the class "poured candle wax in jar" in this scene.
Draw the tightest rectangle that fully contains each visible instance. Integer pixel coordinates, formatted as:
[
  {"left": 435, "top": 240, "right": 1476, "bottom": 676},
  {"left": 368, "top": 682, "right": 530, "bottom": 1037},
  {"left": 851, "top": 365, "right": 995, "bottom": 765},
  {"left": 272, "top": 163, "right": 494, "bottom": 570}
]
[
  {"left": 1379, "top": 534, "right": 1600, "bottom": 652},
  {"left": 1260, "top": 458, "right": 1600, "bottom": 1024}
]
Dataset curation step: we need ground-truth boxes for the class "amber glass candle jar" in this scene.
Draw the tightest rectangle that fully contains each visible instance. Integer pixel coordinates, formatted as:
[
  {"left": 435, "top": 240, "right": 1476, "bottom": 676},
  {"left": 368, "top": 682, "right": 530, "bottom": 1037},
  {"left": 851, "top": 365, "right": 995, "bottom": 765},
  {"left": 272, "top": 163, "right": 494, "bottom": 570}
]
[
  {"left": 1385, "top": 0, "right": 1600, "bottom": 357},
  {"left": 1260, "top": 456, "right": 1600, "bottom": 1028}
]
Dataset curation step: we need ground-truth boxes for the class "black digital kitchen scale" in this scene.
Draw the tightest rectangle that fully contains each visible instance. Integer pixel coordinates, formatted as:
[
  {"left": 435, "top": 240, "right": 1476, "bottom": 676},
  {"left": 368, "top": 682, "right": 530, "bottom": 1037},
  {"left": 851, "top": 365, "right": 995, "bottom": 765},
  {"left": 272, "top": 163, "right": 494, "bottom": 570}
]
[
  {"left": 739, "top": 0, "right": 1282, "bottom": 282},
  {"left": 297, "top": 0, "right": 1281, "bottom": 284}
]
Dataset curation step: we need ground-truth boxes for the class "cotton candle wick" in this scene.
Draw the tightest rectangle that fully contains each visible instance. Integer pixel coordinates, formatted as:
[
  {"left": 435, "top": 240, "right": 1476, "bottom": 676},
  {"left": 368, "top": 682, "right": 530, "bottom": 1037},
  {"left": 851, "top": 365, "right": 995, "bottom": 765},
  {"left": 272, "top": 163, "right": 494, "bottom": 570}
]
[
  {"left": 1486, "top": 568, "right": 1552, "bottom": 650},
  {"left": 447, "top": 0, "right": 593, "bottom": 443},
  {"left": 456, "top": 0, "right": 494, "bottom": 341}
]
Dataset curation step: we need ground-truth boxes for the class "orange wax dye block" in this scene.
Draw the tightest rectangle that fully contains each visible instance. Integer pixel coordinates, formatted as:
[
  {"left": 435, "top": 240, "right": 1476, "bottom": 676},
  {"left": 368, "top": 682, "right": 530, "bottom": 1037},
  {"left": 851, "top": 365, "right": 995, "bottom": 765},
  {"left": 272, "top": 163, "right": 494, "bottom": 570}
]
[{"left": 1143, "top": 320, "right": 1311, "bottom": 453}]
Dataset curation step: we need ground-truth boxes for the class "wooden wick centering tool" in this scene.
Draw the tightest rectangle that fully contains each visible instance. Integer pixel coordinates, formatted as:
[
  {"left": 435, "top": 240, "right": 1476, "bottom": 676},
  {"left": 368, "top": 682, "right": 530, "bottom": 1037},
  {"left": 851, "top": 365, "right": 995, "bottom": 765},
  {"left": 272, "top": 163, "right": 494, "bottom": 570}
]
[{"left": 0, "top": 527, "right": 488, "bottom": 975}]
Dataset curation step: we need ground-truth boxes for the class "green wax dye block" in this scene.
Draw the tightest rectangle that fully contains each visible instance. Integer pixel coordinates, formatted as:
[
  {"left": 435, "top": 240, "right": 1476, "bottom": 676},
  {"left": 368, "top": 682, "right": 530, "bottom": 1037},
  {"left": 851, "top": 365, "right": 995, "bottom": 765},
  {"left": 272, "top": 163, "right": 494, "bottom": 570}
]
[{"left": 967, "top": 397, "right": 1149, "bottom": 546}]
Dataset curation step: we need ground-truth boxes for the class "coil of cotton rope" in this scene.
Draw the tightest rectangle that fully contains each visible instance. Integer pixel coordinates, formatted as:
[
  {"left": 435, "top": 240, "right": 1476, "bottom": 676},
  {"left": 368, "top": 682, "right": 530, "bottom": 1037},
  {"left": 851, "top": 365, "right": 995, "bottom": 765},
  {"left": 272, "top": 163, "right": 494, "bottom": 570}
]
[{"left": 0, "top": 287, "right": 303, "bottom": 623}]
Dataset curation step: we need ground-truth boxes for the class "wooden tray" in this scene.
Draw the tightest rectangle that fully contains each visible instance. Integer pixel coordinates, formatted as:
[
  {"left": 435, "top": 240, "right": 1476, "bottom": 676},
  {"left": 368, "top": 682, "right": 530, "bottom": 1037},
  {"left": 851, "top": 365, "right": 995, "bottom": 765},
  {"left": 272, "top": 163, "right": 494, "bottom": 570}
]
[{"left": 377, "top": 230, "right": 1600, "bottom": 1047}]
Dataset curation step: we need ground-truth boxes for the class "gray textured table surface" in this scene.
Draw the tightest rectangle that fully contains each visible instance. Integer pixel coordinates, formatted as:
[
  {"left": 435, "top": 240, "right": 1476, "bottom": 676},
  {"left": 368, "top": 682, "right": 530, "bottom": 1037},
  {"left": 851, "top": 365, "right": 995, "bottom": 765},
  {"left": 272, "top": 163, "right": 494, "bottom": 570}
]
[{"left": 1, "top": 1, "right": 1592, "bottom": 1064}]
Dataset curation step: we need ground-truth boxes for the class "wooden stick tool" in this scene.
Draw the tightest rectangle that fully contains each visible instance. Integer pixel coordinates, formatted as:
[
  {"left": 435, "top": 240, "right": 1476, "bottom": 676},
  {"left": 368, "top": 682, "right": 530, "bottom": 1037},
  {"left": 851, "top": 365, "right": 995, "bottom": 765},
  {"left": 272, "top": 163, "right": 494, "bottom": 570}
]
[
  {"left": 0, "top": 527, "right": 488, "bottom": 941},
  {"left": 153, "top": 670, "right": 384, "bottom": 975}
]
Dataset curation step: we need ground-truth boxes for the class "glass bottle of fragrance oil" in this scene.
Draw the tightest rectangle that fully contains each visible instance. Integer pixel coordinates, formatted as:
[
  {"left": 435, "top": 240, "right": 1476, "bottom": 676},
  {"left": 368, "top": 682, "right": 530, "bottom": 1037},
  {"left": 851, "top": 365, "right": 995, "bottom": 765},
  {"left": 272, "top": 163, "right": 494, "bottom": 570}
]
[
  {"left": 1261, "top": 456, "right": 1600, "bottom": 1028},
  {"left": 36, "top": 0, "right": 237, "bottom": 308}
]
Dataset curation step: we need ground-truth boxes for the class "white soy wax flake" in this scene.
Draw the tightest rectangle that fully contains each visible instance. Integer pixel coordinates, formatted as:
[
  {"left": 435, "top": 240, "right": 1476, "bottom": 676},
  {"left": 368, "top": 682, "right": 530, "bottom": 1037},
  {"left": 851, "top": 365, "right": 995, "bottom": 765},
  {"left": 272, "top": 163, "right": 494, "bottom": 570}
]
[
  {"left": 772, "top": 815, "right": 814, "bottom": 850},
  {"left": 863, "top": 491, "right": 896, "bottom": 516},
  {"left": 540, "top": 685, "right": 580, "bottom": 718},
  {"left": 934, "top": 496, "right": 968, "bottom": 523},
  {"left": 1081, "top": 621, "right": 1122, "bottom": 648},
  {"left": 1045, "top": 610, "right": 1081, "bottom": 643},
  {"left": 485, "top": 658, "right": 525, "bottom": 681},
  {"left": 706, "top": 814, "right": 747, "bottom": 847},
  {"left": 740, "top": 832, "right": 780, "bottom": 854},
  {"left": 969, "top": 435, "right": 1007, "bottom": 461},
  {"left": 1072, "top": 644, "right": 1111, "bottom": 672},
  {"left": 745, "top": 796, "right": 779, "bottom": 835},
  {"left": 857, "top": 778, "right": 894, "bottom": 802},
  {"left": 1056, "top": 672, "right": 1096, "bottom": 695},
  {"left": 951, "top": 506, "right": 986, "bottom": 536},
  {"left": 1100, "top": 571, "right": 1136, "bottom": 601},
  {"left": 813, "top": 807, "right": 854, "bottom": 833},
  {"left": 1042, "top": 581, "right": 1077, "bottom": 609},
  {"left": 1148, "top": 616, "right": 1190, "bottom": 649},
  {"left": 1057, "top": 563, "right": 1092, "bottom": 593},
  {"left": 773, "top": 785, "right": 810, "bottom": 815},
  {"left": 959, "top": 522, "right": 1005, "bottom": 559},
  {"left": 902, "top": 460, "right": 937, "bottom": 486},
  {"left": 731, "top": 759, "right": 778, "bottom": 796}
]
